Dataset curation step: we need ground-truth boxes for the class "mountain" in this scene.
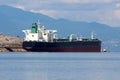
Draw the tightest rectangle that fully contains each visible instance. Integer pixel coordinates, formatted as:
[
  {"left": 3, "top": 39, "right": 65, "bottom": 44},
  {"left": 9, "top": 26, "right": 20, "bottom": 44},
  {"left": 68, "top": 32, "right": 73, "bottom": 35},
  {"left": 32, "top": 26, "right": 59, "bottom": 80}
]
[
  {"left": 0, "top": 5, "right": 56, "bottom": 37},
  {"left": 0, "top": 5, "right": 120, "bottom": 51}
]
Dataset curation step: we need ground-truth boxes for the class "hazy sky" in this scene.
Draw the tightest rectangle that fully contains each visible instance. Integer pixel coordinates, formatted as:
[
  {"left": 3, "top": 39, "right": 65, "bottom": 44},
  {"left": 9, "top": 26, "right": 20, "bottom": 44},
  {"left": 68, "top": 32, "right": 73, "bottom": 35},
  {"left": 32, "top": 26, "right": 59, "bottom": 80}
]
[{"left": 1, "top": 0, "right": 120, "bottom": 27}]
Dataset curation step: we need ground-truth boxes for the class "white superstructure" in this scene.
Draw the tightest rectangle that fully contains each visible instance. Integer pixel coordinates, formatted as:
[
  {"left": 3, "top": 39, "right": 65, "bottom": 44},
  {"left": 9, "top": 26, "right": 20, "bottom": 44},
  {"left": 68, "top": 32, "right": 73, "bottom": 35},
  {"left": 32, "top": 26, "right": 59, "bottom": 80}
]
[{"left": 22, "top": 20, "right": 57, "bottom": 42}]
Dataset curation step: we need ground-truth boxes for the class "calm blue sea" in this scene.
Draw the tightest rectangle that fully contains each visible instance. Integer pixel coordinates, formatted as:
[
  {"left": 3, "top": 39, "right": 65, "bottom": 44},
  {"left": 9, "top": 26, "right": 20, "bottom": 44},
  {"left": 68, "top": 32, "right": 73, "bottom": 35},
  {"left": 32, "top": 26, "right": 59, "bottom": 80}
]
[{"left": 0, "top": 52, "right": 120, "bottom": 80}]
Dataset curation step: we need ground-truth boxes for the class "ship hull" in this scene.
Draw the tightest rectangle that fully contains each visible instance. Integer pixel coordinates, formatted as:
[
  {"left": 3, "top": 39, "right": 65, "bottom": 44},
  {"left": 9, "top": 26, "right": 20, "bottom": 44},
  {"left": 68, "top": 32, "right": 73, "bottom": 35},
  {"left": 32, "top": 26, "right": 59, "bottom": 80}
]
[{"left": 22, "top": 41, "right": 101, "bottom": 52}]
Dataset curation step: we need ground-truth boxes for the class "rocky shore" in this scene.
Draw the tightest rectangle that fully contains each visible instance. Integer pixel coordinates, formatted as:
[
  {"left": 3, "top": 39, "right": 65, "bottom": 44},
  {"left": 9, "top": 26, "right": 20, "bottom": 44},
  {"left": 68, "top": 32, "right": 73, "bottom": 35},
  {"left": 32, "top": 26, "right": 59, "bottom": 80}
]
[{"left": 0, "top": 35, "right": 26, "bottom": 52}]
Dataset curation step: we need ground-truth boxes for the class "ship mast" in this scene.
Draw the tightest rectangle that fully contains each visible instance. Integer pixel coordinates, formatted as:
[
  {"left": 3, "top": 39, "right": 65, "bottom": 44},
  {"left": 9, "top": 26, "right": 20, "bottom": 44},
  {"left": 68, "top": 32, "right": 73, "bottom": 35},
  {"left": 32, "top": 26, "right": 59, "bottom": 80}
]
[
  {"left": 37, "top": 20, "right": 40, "bottom": 28},
  {"left": 91, "top": 32, "right": 94, "bottom": 39}
]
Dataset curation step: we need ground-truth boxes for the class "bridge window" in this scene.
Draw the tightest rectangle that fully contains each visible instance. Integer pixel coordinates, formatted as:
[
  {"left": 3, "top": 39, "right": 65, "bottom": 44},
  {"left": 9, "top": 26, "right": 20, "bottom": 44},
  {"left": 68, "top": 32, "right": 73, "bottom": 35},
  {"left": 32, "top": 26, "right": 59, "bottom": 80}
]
[{"left": 32, "top": 35, "right": 34, "bottom": 37}]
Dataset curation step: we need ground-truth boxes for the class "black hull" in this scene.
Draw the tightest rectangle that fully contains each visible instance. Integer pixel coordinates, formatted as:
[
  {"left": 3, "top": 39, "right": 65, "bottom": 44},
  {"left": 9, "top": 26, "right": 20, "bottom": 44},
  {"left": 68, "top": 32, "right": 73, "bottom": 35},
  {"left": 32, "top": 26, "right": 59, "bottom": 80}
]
[{"left": 22, "top": 40, "right": 101, "bottom": 52}]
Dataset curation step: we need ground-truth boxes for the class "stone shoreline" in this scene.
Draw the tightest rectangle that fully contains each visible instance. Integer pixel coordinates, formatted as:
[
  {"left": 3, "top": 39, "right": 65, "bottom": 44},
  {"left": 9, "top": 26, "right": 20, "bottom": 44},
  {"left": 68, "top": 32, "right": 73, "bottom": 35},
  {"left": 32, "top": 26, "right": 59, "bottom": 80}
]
[
  {"left": 0, "top": 35, "right": 26, "bottom": 52},
  {"left": 0, "top": 47, "right": 26, "bottom": 52}
]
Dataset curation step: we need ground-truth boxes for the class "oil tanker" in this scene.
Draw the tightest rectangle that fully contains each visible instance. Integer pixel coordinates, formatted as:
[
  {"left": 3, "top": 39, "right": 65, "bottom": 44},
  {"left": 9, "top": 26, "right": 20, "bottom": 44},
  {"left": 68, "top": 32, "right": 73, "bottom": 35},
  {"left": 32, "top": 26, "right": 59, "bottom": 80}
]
[{"left": 22, "top": 21, "right": 101, "bottom": 52}]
